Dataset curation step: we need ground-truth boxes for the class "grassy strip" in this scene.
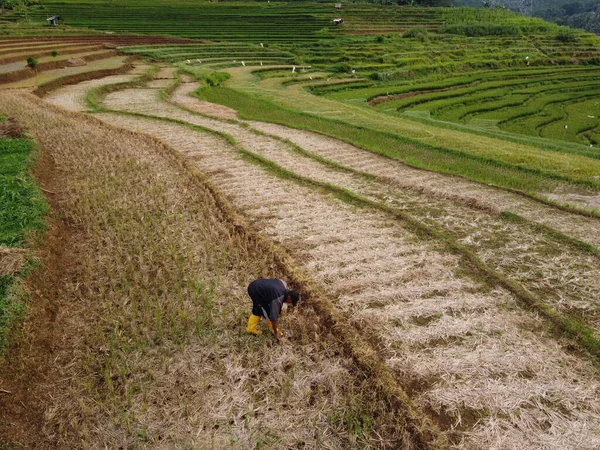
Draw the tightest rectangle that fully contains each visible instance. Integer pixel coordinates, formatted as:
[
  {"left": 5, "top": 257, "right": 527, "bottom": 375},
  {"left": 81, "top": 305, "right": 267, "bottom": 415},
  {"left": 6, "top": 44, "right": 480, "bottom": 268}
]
[
  {"left": 252, "top": 124, "right": 600, "bottom": 257},
  {"left": 397, "top": 111, "right": 600, "bottom": 162},
  {"left": 235, "top": 146, "right": 600, "bottom": 363},
  {"left": 159, "top": 73, "right": 181, "bottom": 101},
  {"left": 0, "top": 132, "right": 47, "bottom": 355},
  {"left": 198, "top": 86, "right": 600, "bottom": 219},
  {"left": 500, "top": 211, "right": 600, "bottom": 257},
  {"left": 0, "top": 137, "right": 47, "bottom": 247},
  {"left": 85, "top": 64, "right": 158, "bottom": 110},
  {"left": 197, "top": 86, "right": 600, "bottom": 192}
]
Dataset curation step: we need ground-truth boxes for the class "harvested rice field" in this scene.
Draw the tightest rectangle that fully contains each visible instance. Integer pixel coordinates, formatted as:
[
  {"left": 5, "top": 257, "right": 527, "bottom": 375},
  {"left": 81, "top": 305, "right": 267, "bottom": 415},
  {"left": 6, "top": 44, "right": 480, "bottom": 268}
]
[
  {"left": 3, "top": 60, "right": 600, "bottom": 449},
  {"left": 1, "top": 31, "right": 600, "bottom": 448}
]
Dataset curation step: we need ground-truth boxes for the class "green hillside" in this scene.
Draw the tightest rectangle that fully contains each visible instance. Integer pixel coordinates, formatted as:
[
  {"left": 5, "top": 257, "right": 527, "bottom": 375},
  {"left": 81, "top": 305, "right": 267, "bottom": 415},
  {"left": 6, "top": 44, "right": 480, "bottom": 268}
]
[
  {"left": 32, "top": 1, "right": 594, "bottom": 148},
  {"left": 3, "top": 0, "right": 600, "bottom": 188}
]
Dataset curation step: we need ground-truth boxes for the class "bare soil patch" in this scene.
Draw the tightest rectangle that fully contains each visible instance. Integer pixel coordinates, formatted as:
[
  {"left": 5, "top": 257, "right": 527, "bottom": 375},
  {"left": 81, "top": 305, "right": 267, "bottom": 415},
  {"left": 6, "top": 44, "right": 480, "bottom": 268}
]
[{"left": 66, "top": 57, "right": 86, "bottom": 67}]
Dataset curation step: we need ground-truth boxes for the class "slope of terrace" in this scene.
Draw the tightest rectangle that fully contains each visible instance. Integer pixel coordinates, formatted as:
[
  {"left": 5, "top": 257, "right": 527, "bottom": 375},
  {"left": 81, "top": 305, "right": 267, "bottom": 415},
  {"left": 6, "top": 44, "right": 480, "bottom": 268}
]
[
  {"left": 38, "top": 61, "right": 600, "bottom": 448},
  {"left": 0, "top": 35, "right": 197, "bottom": 86},
  {"left": 26, "top": 3, "right": 331, "bottom": 43},
  {"left": 1, "top": 88, "right": 425, "bottom": 449},
  {"left": 20, "top": 1, "right": 539, "bottom": 41},
  {"left": 219, "top": 65, "right": 600, "bottom": 200}
]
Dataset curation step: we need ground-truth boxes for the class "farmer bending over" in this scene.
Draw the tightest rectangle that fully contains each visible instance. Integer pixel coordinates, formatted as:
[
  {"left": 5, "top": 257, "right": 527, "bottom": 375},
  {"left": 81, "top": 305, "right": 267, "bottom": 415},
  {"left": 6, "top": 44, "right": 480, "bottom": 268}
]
[{"left": 246, "top": 278, "right": 300, "bottom": 341}]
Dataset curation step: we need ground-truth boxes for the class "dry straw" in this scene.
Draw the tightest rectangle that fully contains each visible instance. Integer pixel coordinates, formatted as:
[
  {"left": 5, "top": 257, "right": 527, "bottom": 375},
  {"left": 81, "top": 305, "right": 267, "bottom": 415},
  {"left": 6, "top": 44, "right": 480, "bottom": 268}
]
[
  {"left": 0, "top": 90, "right": 435, "bottom": 449},
  {"left": 29, "top": 67, "right": 600, "bottom": 449}
]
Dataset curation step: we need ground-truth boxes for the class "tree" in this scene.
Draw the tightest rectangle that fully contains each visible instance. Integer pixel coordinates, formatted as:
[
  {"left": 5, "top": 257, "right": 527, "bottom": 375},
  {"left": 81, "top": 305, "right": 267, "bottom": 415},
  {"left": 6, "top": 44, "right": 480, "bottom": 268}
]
[
  {"left": 2, "top": 0, "right": 30, "bottom": 21},
  {"left": 418, "top": 0, "right": 452, "bottom": 6},
  {"left": 501, "top": 0, "right": 533, "bottom": 16},
  {"left": 26, "top": 57, "right": 37, "bottom": 71},
  {"left": 562, "top": 2, "right": 584, "bottom": 15}
]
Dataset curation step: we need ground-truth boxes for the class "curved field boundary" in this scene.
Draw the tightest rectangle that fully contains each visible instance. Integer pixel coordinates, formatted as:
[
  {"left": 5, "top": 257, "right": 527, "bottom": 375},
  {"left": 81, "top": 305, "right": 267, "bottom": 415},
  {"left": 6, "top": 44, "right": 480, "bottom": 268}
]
[
  {"left": 0, "top": 50, "right": 117, "bottom": 85},
  {"left": 33, "top": 57, "right": 138, "bottom": 98},
  {"left": 223, "top": 67, "right": 600, "bottom": 190},
  {"left": 0, "top": 44, "right": 107, "bottom": 65}
]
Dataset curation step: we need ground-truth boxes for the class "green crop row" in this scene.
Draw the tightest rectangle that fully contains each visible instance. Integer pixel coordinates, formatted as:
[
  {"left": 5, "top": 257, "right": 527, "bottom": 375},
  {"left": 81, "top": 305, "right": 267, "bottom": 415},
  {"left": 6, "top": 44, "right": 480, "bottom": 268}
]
[{"left": 24, "top": 0, "right": 598, "bottom": 150}]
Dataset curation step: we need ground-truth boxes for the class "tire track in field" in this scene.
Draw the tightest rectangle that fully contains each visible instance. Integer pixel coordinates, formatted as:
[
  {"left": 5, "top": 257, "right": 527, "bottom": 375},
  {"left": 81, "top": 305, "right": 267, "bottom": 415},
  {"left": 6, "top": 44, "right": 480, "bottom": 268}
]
[{"left": 44, "top": 78, "right": 600, "bottom": 448}]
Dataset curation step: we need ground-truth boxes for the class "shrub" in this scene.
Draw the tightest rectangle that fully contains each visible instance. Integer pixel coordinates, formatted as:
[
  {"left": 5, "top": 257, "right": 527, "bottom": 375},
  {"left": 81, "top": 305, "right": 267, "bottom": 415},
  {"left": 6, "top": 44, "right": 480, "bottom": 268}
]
[
  {"left": 332, "top": 62, "right": 351, "bottom": 73},
  {"left": 26, "top": 56, "right": 37, "bottom": 70},
  {"left": 402, "top": 27, "right": 428, "bottom": 41},
  {"left": 50, "top": 50, "right": 58, "bottom": 57},
  {"left": 556, "top": 27, "right": 577, "bottom": 42},
  {"left": 205, "top": 71, "right": 230, "bottom": 87}
]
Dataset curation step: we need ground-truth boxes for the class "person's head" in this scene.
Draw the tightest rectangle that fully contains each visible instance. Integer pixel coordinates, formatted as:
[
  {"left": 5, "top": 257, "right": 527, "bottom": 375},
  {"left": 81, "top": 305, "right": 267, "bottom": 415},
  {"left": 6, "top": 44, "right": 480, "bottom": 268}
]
[{"left": 286, "top": 290, "right": 300, "bottom": 306}]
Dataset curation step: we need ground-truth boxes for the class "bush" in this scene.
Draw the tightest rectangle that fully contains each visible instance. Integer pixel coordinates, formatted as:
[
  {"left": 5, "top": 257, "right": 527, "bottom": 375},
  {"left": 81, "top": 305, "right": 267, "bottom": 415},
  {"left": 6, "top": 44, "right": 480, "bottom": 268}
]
[
  {"left": 402, "top": 27, "right": 428, "bottom": 41},
  {"left": 50, "top": 50, "right": 58, "bottom": 57},
  {"left": 205, "top": 71, "right": 230, "bottom": 87},
  {"left": 26, "top": 57, "right": 37, "bottom": 70},
  {"left": 556, "top": 27, "right": 577, "bottom": 42},
  {"left": 332, "top": 62, "right": 352, "bottom": 73}
]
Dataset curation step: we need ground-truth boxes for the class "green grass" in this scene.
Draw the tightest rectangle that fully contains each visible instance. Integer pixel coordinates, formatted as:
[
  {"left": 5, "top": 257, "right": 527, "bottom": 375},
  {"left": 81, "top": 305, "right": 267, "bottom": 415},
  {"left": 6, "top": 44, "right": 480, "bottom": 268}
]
[
  {"left": 0, "top": 138, "right": 47, "bottom": 246},
  {"left": 195, "top": 85, "right": 600, "bottom": 196},
  {"left": 0, "top": 132, "right": 47, "bottom": 354}
]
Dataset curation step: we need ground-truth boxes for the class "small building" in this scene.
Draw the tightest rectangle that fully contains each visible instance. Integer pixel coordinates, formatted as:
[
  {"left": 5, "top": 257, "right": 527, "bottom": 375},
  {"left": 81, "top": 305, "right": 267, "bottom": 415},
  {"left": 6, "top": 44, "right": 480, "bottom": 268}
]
[
  {"left": 335, "top": 3, "right": 342, "bottom": 9},
  {"left": 46, "top": 16, "right": 60, "bottom": 26},
  {"left": 333, "top": 18, "right": 344, "bottom": 25}
]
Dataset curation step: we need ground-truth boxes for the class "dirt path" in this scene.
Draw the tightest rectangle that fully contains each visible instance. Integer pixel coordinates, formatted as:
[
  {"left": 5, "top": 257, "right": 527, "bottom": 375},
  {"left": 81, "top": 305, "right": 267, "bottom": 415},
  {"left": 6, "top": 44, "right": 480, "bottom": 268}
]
[{"left": 35, "top": 69, "right": 600, "bottom": 447}]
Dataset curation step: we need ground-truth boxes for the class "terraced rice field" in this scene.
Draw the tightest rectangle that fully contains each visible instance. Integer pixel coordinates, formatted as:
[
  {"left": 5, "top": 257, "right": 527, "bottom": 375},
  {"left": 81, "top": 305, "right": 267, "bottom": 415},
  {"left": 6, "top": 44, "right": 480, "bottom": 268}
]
[
  {"left": 32, "top": 61, "right": 600, "bottom": 449},
  {"left": 0, "top": 35, "right": 193, "bottom": 86},
  {"left": 2, "top": 3, "right": 600, "bottom": 447}
]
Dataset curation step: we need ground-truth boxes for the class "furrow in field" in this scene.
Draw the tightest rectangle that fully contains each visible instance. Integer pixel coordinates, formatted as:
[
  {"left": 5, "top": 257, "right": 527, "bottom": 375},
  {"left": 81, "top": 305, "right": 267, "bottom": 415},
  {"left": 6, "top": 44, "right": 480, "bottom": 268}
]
[
  {"left": 96, "top": 88, "right": 600, "bottom": 332},
  {"left": 89, "top": 105, "right": 600, "bottom": 449}
]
